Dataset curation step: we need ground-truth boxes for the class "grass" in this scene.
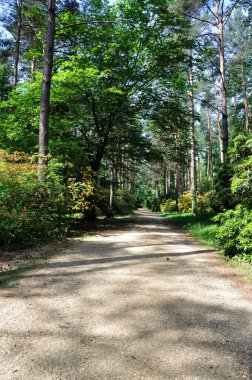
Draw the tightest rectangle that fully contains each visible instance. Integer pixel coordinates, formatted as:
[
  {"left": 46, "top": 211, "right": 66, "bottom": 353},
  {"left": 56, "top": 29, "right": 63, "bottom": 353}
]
[
  {"left": 162, "top": 211, "right": 252, "bottom": 282},
  {"left": 162, "top": 211, "right": 218, "bottom": 247}
]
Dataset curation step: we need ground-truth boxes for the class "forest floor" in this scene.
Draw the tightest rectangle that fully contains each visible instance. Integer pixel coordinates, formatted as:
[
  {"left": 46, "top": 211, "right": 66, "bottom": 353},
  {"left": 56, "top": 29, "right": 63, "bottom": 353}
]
[{"left": 0, "top": 209, "right": 251, "bottom": 380}]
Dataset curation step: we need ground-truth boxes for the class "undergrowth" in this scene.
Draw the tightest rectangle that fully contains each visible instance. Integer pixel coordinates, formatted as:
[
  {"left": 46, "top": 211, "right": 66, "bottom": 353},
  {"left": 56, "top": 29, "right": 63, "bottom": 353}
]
[
  {"left": 162, "top": 211, "right": 252, "bottom": 282},
  {"left": 162, "top": 211, "right": 217, "bottom": 247}
]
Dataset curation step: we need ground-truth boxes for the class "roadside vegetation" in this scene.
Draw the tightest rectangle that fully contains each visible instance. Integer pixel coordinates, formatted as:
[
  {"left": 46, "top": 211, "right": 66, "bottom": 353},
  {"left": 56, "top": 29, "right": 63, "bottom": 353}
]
[{"left": 0, "top": 0, "right": 251, "bottom": 279}]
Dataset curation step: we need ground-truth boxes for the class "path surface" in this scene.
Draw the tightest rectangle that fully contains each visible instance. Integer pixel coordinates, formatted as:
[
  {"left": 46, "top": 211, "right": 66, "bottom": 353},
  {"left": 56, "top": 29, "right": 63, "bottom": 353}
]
[{"left": 0, "top": 209, "right": 251, "bottom": 380}]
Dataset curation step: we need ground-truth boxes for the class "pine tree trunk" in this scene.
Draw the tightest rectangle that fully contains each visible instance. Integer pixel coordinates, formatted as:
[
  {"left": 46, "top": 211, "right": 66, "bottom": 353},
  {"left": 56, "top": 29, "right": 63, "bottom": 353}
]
[
  {"left": 206, "top": 100, "right": 213, "bottom": 187},
  {"left": 218, "top": 20, "right": 228, "bottom": 159},
  {"left": 198, "top": 156, "right": 203, "bottom": 194},
  {"left": 38, "top": 0, "right": 56, "bottom": 177},
  {"left": 213, "top": 81, "right": 224, "bottom": 163},
  {"left": 164, "top": 160, "right": 168, "bottom": 196},
  {"left": 189, "top": 52, "right": 196, "bottom": 214},
  {"left": 30, "top": 56, "right": 35, "bottom": 81},
  {"left": 109, "top": 164, "right": 114, "bottom": 210},
  {"left": 241, "top": 57, "right": 250, "bottom": 133},
  {"left": 13, "top": 1, "right": 22, "bottom": 86},
  {"left": 214, "top": 1, "right": 229, "bottom": 161}
]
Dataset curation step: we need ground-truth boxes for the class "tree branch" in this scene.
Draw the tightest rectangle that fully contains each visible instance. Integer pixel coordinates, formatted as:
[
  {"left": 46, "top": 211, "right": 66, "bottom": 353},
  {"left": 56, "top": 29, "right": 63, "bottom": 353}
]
[
  {"left": 180, "top": 12, "right": 216, "bottom": 26},
  {"left": 56, "top": 19, "right": 130, "bottom": 32},
  {"left": 223, "top": 0, "right": 241, "bottom": 24},
  {"left": 202, "top": 0, "right": 216, "bottom": 19}
]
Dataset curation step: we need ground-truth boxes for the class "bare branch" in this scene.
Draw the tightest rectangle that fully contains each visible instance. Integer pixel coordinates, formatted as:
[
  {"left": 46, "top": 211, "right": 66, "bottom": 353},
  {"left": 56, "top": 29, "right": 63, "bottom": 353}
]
[
  {"left": 202, "top": 0, "right": 216, "bottom": 19},
  {"left": 180, "top": 12, "right": 216, "bottom": 27},
  {"left": 194, "top": 32, "right": 219, "bottom": 42},
  {"left": 223, "top": 0, "right": 241, "bottom": 24},
  {"left": 221, "top": 0, "right": 224, "bottom": 20},
  {"left": 193, "top": 95, "right": 223, "bottom": 114}
]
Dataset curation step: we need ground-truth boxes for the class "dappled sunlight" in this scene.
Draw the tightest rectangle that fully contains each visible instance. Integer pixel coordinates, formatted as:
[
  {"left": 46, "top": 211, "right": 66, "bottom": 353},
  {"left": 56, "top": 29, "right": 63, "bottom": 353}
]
[{"left": 0, "top": 210, "right": 251, "bottom": 379}]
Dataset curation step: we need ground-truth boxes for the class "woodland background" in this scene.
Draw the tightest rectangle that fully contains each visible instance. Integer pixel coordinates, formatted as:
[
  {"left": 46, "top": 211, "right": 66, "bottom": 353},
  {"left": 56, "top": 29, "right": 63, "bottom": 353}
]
[{"left": 0, "top": 0, "right": 251, "bottom": 265}]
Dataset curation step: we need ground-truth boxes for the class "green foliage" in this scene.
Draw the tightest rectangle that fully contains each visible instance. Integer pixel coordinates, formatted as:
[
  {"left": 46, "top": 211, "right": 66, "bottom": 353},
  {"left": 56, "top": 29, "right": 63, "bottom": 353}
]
[
  {"left": 178, "top": 192, "right": 192, "bottom": 213},
  {"left": 113, "top": 189, "right": 136, "bottom": 215},
  {"left": 213, "top": 205, "right": 252, "bottom": 257},
  {"left": 160, "top": 198, "right": 178, "bottom": 212},
  {"left": 0, "top": 151, "right": 68, "bottom": 248},
  {"left": 162, "top": 211, "right": 217, "bottom": 247},
  {"left": 67, "top": 167, "right": 103, "bottom": 218},
  {"left": 230, "top": 253, "right": 252, "bottom": 265},
  {"left": 212, "top": 134, "right": 252, "bottom": 259},
  {"left": 210, "top": 164, "right": 234, "bottom": 212},
  {"left": 195, "top": 192, "right": 215, "bottom": 217},
  {"left": 229, "top": 134, "right": 252, "bottom": 208},
  {"left": 0, "top": 79, "right": 41, "bottom": 153},
  {"left": 149, "top": 198, "right": 161, "bottom": 212}
]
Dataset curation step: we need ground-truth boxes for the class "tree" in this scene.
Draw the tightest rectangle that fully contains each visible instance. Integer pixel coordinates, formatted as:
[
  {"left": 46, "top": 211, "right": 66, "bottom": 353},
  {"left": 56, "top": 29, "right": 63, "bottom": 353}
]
[
  {"left": 172, "top": 0, "right": 242, "bottom": 160},
  {"left": 38, "top": 0, "right": 56, "bottom": 175}
]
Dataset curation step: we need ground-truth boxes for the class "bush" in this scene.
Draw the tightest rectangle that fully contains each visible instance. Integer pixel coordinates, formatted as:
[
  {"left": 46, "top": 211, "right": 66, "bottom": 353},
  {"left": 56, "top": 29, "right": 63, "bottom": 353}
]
[
  {"left": 67, "top": 167, "right": 103, "bottom": 220},
  {"left": 195, "top": 192, "right": 215, "bottom": 217},
  {"left": 209, "top": 163, "right": 234, "bottom": 212},
  {"left": 113, "top": 189, "right": 136, "bottom": 215},
  {"left": 160, "top": 199, "right": 178, "bottom": 212},
  {"left": 178, "top": 192, "right": 192, "bottom": 213},
  {"left": 0, "top": 152, "right": 68, "bottom": 248},
  {"left": 212, "top": 205, "right": 252, "bottom": 257}
]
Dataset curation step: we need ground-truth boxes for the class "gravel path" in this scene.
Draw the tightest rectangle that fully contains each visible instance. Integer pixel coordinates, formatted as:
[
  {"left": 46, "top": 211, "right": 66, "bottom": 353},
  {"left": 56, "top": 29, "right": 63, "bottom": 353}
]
[{"left": 0, "top": 209, "right": 251, "bottom": 380}]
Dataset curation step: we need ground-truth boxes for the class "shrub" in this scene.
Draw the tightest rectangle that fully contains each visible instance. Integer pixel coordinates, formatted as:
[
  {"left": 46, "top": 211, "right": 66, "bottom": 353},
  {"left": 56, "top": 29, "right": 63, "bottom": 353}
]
[
  {"left": 209, "top": 164, "right": 234, "bottom": 212},
  {"left": 160, "top": 199, "right": 178, "bottom": 212},
  {"left": 195, "top": 192, "right": 215, "bottom": 217},
  {"left": 212, "top": 205, "right": 252, "bottom": 257},
  {"left": 178, "top": 192, "right": 192, "bottom": 213},
  {"left": 113, "top": 189, "right": 136, "bottom": 215},
  {"left": 0, "top": 152, "right": 68, "bottom": 248},
  {"left": 67, "top": 167, "right": 103, "bottom": 219}
]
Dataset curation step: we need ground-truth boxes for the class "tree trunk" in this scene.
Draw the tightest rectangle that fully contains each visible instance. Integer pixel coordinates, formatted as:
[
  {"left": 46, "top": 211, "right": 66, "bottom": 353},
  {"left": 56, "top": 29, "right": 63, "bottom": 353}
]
[
  {"left": 164, "top": 160, "right": 168, "bottom": 196},
  {"left": 218, "top": 20, "right": 228, "bottom": 159},
  {"left": 240, "top": 57, "right": 250, "bottom": 133},
  {"left": 30, "top": 56, "right": 36, "bottom": 81},
  {"left": 213, "top": 81, "right": 224, "bottom": 163},
  {"left": 206, "top": 99, "right": 213, "bottom": 187},
  {"left": 198, "top": 155, "right": 203, "bottom": 194},
  {"left": 189, "top": 52, "right": 196, "bottom": 214},
  {"left": 13, "top": 1, "right": 22, "bottom": 86},
  {"left": 38, "top": 0, "right": 56, "bottom": 177},
  {"left": 109, "top": 164, "right": 114, "bottom": 210}
]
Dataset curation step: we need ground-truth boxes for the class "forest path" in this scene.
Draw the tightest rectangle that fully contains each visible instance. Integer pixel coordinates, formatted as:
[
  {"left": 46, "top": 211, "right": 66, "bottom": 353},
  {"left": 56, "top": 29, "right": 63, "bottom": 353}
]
[{"left": 0, "top": 209, "right": 251, "bottom": 380}]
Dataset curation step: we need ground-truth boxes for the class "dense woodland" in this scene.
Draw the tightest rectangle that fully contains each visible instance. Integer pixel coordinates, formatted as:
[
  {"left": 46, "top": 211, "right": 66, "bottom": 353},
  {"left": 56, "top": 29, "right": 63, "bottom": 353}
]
[{"left": 0, "top": 0, "right": 251, "bottom": 262}]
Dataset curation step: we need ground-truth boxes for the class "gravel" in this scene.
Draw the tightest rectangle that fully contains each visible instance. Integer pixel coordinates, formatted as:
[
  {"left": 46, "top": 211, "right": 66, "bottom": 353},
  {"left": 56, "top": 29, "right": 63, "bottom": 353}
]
[{"left": 0, "top": 209, "right": 251, "bottom": 380}]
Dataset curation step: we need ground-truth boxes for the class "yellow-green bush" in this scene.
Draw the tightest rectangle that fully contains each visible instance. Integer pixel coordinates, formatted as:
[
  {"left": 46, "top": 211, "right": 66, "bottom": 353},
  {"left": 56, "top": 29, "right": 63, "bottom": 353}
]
[
  {"left": 160, "top": 199, "right": 178, "bottom": 212},
  {"left": 195, "top": 191, "right": 215, "bottom": 216},
  {"left": 178, "top": 192, "right": 192, "bottom": 213},
  {"left": 67, "top": 167, "right": 103, "bottom": 216}
]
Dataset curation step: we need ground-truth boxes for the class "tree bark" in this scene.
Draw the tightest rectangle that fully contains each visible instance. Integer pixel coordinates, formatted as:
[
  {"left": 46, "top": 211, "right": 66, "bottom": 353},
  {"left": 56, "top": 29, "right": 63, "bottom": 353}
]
[
  {"left": 38, "top": 0, "right": 56, "bottom": 177},
  {"left": 240, "top": 57, "right": 251, "bottom": 133},
  {"left": 217, "top": 18, "right": 229, "bottom": 159},
  {"left": 164, "top": 160, "right": 169, "bottom": 196},
  {"left": 188, "top": 52, "right": 196, "bottom": 214},
  {"left": 30, "top": 56, "right": 36, "bottom": 81},
  {"left": 206, "top": 97, "right": 213, "bottom": 187},
  {"left": 109, "top": 163, "right": 114, "bottom": 210},
  {"left": 13, "top": 0, "right": 22, "bottom": 86},
  {"left": 198, "top": 155, "right": 203, "bottom": 194},
  {"left": 213, "top": 81, "right": 224, "bottom": 163}
]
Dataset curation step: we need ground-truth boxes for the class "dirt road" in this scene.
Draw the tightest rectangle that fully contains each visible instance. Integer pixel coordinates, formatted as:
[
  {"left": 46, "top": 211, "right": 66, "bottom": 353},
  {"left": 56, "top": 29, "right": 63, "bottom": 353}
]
[{"left": 0, "top": 209, "right": 251, "bottom": 379}]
